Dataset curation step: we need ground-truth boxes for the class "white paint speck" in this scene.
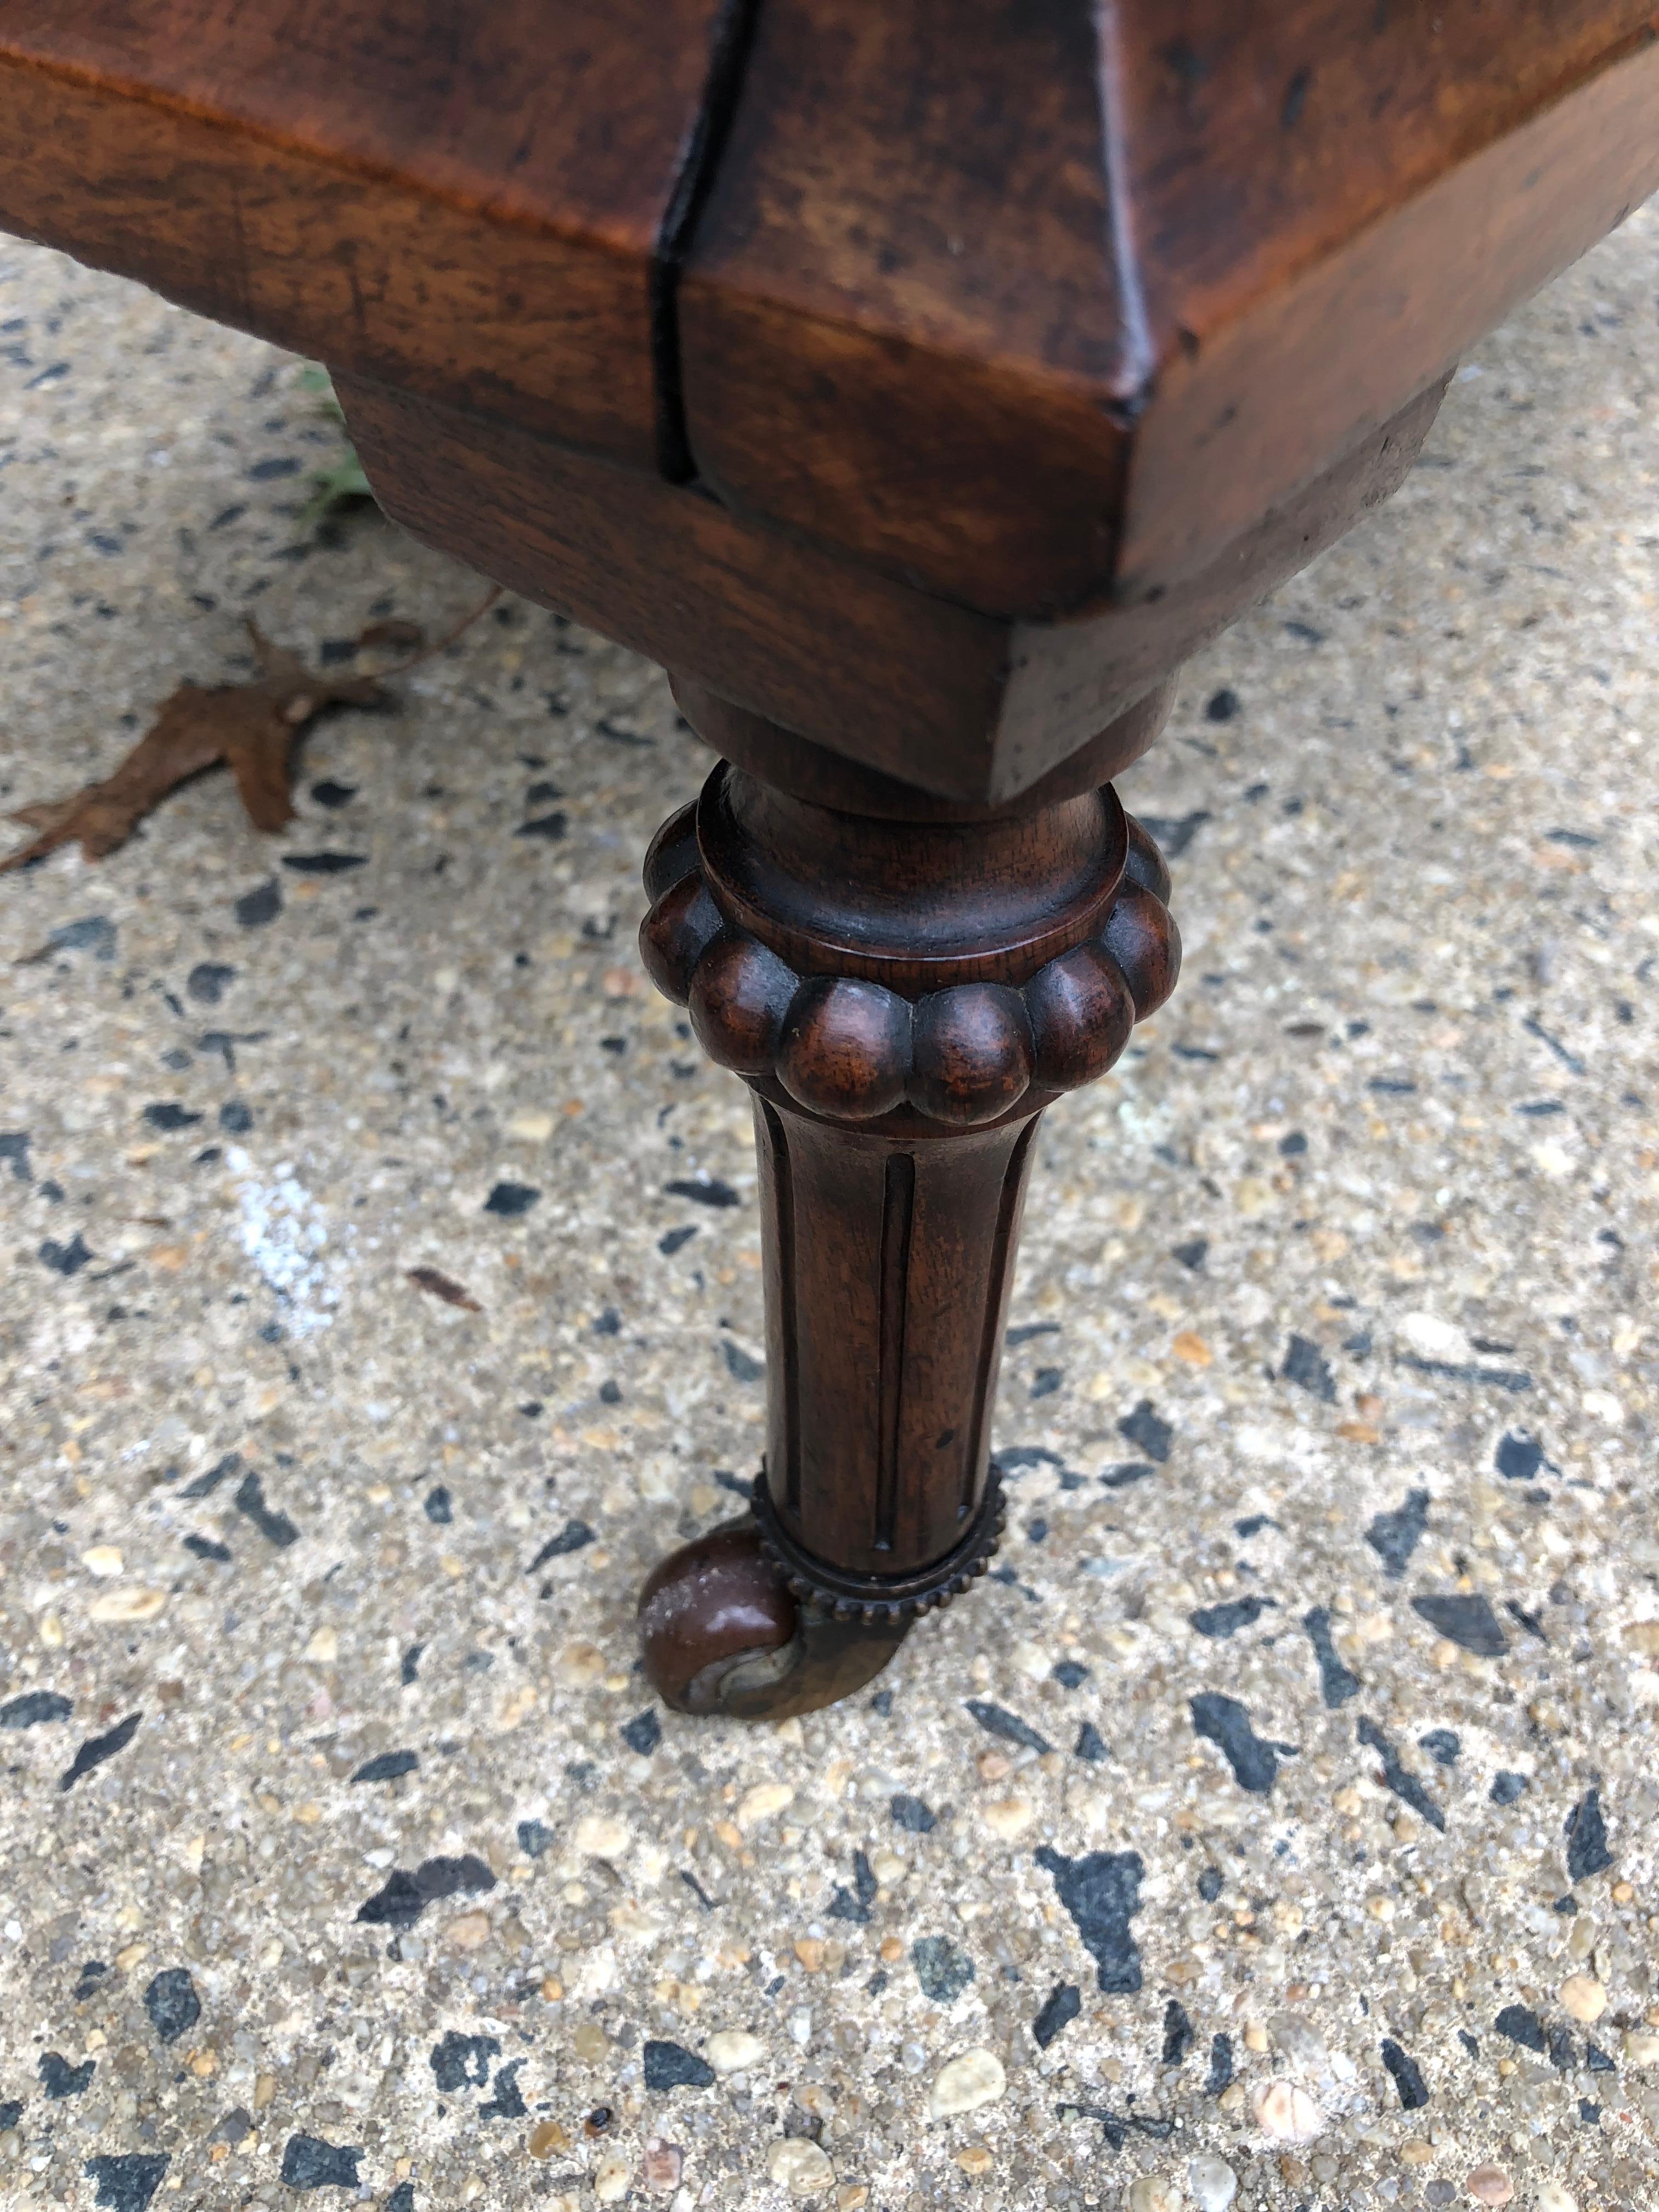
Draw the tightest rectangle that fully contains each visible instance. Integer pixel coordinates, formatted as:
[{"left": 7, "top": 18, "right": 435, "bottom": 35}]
[{"left": 227, "top": 1148, "right": 338, "bottom": 1334}]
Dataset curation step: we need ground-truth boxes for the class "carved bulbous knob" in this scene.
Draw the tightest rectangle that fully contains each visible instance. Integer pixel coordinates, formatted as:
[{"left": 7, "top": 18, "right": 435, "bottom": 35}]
[
  {"left": 641, "top": 785, "right": 1179, "bottom": 1126},
  {"left": 777, "top": 977, "right": 913, "bottom": 1121},
  {"left": 909, "top": 983, "right": 1034, "bottom": 1126}
]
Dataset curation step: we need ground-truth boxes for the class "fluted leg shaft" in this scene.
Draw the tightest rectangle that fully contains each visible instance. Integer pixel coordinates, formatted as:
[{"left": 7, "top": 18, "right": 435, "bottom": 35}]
[
  {"left": 753, "top": 1105, "right": 1034, "bottom": 1580},
  {"left": 635, "top": 688, "right": 1180, "bottom": 1716}
]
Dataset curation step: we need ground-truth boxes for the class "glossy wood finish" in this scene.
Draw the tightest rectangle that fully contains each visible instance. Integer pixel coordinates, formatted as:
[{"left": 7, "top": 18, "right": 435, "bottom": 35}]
[
  {"left": 637, "top": 1519, "right": 909, "bottom": 1719},
  {"left": 680, "top": 1, "right": 1659, "bottom": 613},
  {"left": 639, "top": 736, "right": 1179, "bottom": 1141},
  {"left": 0, "top": 0, "right": 736, "bottom": 464},
  {"left": 3, "top": 3, "right": 1652, "bottom": 1713},
  {"left": 636, "top": 1520, "right": 794, "bottom": 1712},
  {"left": 635, "top": 697, "right": 1178, "bottom": 1712},
  {"left": 338, "top": 370, "right": 1444, "bottom": 803},
  {"left": 752, "top": 1109, "right": 1036, "bottom": 1578}
]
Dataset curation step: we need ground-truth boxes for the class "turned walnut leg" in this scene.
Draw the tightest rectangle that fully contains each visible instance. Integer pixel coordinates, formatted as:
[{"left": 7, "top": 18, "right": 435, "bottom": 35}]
[{"left": 634, "top": 687, "right": 1180, "bottom": 1717}]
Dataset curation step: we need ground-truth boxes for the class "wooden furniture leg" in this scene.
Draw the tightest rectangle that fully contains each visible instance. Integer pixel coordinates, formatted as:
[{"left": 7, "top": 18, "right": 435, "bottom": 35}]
[
  {"left": 2, "top": 7, "right": 1655, "bottom": 1739},
  {"left": 635, "top": 687, "right": 1180, "bottom": 1717}
]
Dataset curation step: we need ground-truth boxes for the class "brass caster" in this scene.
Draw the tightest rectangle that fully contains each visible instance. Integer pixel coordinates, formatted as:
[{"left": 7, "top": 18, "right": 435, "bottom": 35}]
[{"left": 637, "top": 1516, "right": 910, "bottom": 1719}]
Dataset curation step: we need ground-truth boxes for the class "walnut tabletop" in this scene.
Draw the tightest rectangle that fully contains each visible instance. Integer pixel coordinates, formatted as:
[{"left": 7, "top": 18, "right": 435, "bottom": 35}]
[
  {"left": 5, "top": 4, "right": 1657, "bottom": 797},
  {"left": 3, "top": 4, "right": 1656, "bottom": 1716}
]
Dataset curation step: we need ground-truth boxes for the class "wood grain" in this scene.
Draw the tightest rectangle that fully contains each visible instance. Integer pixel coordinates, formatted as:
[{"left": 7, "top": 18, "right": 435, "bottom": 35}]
[
  {"left": 335, "top": 373, "right": 1013, "bottom": 801},
  {"left": 1115, "top": 0, "right": 1658, "bottom": 346},
  {"left": 638, "top": 731, "right": 1178, "bottom": 1582},
  {"left": 676, "top": 0, "right": 1135, "bottom": 619},
  {"left": 3, "top": 0, "right": 1652, "bottom": 629},
  {"left": 1116, "top": 14, "right": 1659, "bottom": 590},
  {"left": 341, "top": 371, "right": 1442, "bottom": 803},
  {"left": 5, "top": 3, "right": 1656, "bottom": 1717},
  {"left": 0, "top": 0, "right": 734, "bottom": 465},
  {"left": 676, "top": 0, "right": 1659, "bottom": 614}
]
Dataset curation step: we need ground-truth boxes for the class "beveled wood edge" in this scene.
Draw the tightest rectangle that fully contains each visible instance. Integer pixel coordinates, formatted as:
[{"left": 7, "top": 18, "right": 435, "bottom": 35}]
[
  {"left": 0, "top": 27, "right": 702, "bottom": 470},
  {"left": 334, "top": 371, "right": 1014, "bottom": 799},
  {"left": 1119, "top": 31, "right": 1659, "bottom": 594},
  {"left": 2, "top": 19, "right": 1651, "bottom": 618},
  {"left": 338, "top": 370, "right": 1446, "bottom": 804},
  {"left": 669, "top": 675, "right": 1173, "bottom": 819}
]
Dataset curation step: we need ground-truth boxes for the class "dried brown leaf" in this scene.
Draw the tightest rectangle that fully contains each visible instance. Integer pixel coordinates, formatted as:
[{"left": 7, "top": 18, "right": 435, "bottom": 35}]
[
  {"left": 2, "top": 589, "right": 501, "bottom": 874},
  {"left": 219, "top": 692, "right": 307, "bottom": 833},
  {"left": 407, "top": 1265, "right": 483, "bottom": 1313},
  {"left": 5, "top": 689, "right": 228, "bottom": 866},
  {"left": 1, "top": 622, "right": 387, "bottom": 873}
]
